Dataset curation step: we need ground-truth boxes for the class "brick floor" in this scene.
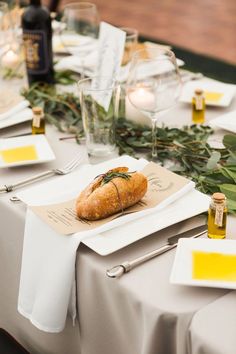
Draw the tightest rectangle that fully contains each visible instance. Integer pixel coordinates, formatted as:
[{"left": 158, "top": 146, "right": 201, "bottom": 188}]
[{"left": 50, "top": 0, "right": 236, "bottom": 65}]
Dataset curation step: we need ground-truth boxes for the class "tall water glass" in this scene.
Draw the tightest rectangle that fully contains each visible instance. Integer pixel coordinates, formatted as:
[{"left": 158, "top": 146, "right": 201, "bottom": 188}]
[{"left": 78, "top": 77, "right": 118, "bottom": 156}]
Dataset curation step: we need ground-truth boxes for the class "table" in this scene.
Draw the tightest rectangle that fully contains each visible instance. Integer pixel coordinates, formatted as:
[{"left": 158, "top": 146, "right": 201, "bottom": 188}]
[
  {"left": 189, "top": 291, "right": 236, "bottom": 354},
  {"left": 1, "top": 75, "right": 236, "bottom": 354}
]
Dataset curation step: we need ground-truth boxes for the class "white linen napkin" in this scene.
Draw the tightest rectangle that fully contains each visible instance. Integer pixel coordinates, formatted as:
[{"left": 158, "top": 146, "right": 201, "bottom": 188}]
[
  {"left": 17, "top": 156, "right": 195, "bottom": 333},
  {"left": 55, "top": 52, "right": 96, "bottom": 76},
  {"left": 18, "top": 209, "right": 89, "bottom": 332},
  {"left": 55, "top": 53, "right": 184, "bottom": 82}
]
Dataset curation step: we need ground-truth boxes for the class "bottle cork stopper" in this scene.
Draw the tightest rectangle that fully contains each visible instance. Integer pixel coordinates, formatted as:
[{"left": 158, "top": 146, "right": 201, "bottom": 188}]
[
  {"left": 32, "top": 106, "right": 43, "bottom": 115},
  {"left": 212, "top": 192, "right": 226, "bottom": 201},
  {"left": 194, "top": 89, "right": 204, "bottom": 95}
]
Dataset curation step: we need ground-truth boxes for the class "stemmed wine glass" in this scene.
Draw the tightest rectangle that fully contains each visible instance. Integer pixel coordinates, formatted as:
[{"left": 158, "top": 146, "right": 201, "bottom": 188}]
[
  {"left": 0, "top": 1, "right": 11, "bottom": 55},
  {"left": 61, "top": 2, "right": 99, "bottom": 77},
  {"left": 126, "top": 48, "right": 182, "bottom": 159},
  {"left": 0, "top": 0, "right": 21, "bottom": 65}
]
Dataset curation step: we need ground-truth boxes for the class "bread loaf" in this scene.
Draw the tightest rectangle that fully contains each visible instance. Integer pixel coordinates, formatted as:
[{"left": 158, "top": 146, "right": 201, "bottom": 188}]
[{"left": 76, "top": 167, "right": 148, "bottom": 220}]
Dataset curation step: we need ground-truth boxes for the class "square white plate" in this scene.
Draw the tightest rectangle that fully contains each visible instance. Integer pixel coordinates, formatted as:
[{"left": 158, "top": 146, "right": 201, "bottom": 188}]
[
  {"left": 0, "top": 134, "right": 55, "bottom": 168},
  {"left": 0, "top": 108, "right": 33, "bottom": 130},
  {"left": 17, "top": 155, "right": 210, "bottom": 255},
  {"left": 179, "top": 80, "right": 236, "bottom": 107},
  {"left": 210, "top": 109, "right": 236, "bottom": 133},
  {"left": 170, "top": 238, "right": 236, "bottom": 289},
  {"left": 83, "top": 189, "right": 209, "bottom": 255}
]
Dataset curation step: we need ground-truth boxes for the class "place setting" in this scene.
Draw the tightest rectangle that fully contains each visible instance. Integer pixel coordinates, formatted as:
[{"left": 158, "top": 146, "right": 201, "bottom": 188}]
[{"left": 0, "top": 0, "right": 236, "bottom": 353}]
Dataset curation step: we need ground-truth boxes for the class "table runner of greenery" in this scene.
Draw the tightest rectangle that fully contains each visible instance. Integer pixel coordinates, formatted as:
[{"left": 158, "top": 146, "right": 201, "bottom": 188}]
[{"left": 22, "top": 82, "right": 236, "bottom": 214}]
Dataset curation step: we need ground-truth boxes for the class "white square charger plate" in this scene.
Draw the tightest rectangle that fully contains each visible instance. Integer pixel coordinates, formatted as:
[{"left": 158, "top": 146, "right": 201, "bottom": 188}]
[
  {"left": 179, "top": 80, "right": 236, "bottom": 107},
  {"left": 170, "top": 238, "right": 236, "bottom": 289},
  {"left": 17, "top": 155, "right": 210, "bottom": 255},
  {"left": 0, "top": 134, "right": 55, "bottom": 168},
  {"left": 0, "top": 108, "right": 33, "bottom": 130},
  {"left": 209, "top": 109, "right": 236, "bottom": 133},
  {"left": 82, "top": 189, "right": 209, "bottom": 255}
]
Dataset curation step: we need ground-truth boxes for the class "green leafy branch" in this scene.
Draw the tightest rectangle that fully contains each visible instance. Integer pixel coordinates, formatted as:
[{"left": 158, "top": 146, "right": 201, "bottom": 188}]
[
  {"left": 22, "top": 83, "right": 236, "bottom": 213},
  {"left": 22, "top": 82, "right": 84, "bottom": 141}
]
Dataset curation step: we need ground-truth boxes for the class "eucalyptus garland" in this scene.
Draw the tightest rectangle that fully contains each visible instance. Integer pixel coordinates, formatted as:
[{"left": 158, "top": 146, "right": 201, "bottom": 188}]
[{"left": 22, "top": 83, "right": 236, "bottom": 213}]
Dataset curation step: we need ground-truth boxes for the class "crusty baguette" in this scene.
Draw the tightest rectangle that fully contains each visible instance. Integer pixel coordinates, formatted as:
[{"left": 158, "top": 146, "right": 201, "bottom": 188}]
[{"left": 76, "top": 167, "right": 148, "bottom": 220}]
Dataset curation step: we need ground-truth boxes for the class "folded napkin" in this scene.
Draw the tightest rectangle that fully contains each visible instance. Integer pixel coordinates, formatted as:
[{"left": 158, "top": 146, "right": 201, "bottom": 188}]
[
  {"left": 55, "top": 49, "right": 184, "bottom": 82},
  {"left": 53, "top": 34, "right": 98, "bottom": 55},
  {"left": 18, "top": 209, "right": 87, "bottom": 332},
  {"left": 55, "top": 51, "right": 96, "bottom": 77},
  {"left": 17, "top": 155, "right": 194, "bottom": 332}
]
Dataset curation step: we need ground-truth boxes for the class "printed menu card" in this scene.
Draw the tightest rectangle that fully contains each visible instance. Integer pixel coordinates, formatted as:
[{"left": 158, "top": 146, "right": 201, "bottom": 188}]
[{"left": 30, "top": 162, "right": 193, "bottom": 235}]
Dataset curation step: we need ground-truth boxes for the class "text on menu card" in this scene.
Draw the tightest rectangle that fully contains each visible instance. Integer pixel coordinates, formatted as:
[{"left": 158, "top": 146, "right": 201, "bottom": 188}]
[{"left": 91, "top": 22, "right": 126, "bottom": 111}]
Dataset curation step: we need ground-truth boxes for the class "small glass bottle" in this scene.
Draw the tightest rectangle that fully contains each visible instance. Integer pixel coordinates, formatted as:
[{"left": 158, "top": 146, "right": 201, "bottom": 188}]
[
  {"left": 32, "top": 106, "right": 45, "bottom": 134},
  {"left": 208, "top": 192, "right": 227, "bottom": 239},
  {"left": 192, "top": 89, "right": 205, "bottom": 124}
]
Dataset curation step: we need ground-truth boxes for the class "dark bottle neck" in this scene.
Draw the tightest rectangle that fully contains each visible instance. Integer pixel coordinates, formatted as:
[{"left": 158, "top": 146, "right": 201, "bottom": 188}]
[{"left": 30, "top": 0, "right": 41, "bottom": 6}]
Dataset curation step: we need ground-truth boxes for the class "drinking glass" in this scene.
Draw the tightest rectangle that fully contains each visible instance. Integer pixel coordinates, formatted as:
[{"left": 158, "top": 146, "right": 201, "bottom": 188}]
[
  {"left": 0, "top": 2, "right": 11, "bottom": 53},
  {"left": 0, "top": 0, "right": 24, "bottom": 39},
  {"left": 0, "top": 1, "right": 21, "bottom": 72},
  {"left": 120, "top": 27, "right": 138, "bottom": 66},
  {"left": 126, "top": 47, "right": 182, "bottom": 159},
  {"left": 78, "top": 76, "right": 118, "bottom": 157},
  {"left": 61, "top": 2, "right": 99, "bottom": 76}
]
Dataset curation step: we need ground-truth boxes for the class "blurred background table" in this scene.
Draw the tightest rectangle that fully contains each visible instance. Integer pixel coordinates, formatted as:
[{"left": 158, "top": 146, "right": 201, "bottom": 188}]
[{"left": 43, "top": 0, "right": 236, "bottom": 65}]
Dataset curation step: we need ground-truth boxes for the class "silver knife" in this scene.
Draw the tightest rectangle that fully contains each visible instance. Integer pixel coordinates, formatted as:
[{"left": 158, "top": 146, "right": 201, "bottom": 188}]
[
  {"left": 1, "top": 132, "right": 32, "bottom": 139},
  {"left": 106, "top": 224, "right": 207, "bottom": 278}
]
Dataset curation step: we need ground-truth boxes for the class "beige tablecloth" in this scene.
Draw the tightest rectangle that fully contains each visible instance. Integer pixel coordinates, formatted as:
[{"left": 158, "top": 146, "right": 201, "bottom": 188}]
[
  {"left": 0, "top": 76, "right": 236, "bottom": 354},
  {"left": 189, "top": 291, "right": 236, "bottom": 354}
]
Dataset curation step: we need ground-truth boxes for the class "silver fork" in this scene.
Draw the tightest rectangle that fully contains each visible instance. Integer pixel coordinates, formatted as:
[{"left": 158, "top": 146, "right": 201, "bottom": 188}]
[{"left": 0, "top": 153, "right": 84, "bottom": 193}]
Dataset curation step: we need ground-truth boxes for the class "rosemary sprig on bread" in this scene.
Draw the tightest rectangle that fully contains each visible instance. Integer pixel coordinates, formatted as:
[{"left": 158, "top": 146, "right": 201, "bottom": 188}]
[
  {"left": 101, "top": 171, "right": 133, "bottom": 186},
  {"left": 76, "top": 167, "right": 148, "bottom": 220}
]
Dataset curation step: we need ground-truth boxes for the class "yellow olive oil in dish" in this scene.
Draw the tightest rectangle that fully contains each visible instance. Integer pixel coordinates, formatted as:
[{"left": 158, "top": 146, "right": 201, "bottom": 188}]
[
  {"left": 192, "top": 251, "right": 236, "bottom": 282},
  {"left": 204, "top": 91, "right": 223, "bottom": 103},
  {"left": 0, "top": 145, "right": 38, "bottom": 163}
]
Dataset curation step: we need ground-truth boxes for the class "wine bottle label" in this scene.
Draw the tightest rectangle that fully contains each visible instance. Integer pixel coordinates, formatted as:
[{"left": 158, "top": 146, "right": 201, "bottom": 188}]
[{"left": 23, "top": 30, "right": 49, "bottom": 74}]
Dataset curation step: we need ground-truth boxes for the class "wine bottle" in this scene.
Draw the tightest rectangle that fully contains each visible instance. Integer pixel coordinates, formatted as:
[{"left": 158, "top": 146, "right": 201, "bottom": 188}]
[{"left": 22, "top": 0, "right": 54, "bottom": 85}]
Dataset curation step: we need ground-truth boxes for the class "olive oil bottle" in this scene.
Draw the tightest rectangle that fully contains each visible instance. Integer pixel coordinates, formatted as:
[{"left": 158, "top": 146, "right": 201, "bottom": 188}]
[
  {"left": 208, "top": 193, "right": 227, "bottom": 239},
  {"left": 32, "top": 106, "right": 45, "bottom": 134},
  {"left": 192, "top": 89, "right": 205, "bottom": 124}
]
